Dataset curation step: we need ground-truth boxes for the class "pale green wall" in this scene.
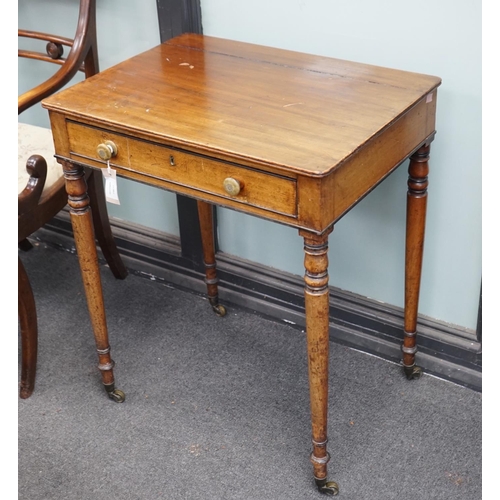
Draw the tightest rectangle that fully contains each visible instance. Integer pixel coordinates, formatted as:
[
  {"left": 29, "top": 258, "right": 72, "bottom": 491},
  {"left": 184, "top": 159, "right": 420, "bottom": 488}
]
[
  {"left": 201, "top": 0, "right": 482, "bottom": 331},
  {"left": 18, "top": 0, "right": 482, "bottom": 330}
]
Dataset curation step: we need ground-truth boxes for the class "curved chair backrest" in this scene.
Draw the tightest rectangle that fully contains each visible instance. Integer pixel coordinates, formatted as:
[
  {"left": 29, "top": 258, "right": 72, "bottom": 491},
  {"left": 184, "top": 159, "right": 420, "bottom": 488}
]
[{"left": 18, "top": 0, "right": 98, "bottom": 115}]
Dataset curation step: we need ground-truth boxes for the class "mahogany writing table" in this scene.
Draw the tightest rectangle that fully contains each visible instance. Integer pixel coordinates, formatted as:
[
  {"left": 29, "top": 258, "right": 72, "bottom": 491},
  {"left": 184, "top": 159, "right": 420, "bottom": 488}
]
[{"left": 43, "top": 34, "right": 441, "bottom": 495}]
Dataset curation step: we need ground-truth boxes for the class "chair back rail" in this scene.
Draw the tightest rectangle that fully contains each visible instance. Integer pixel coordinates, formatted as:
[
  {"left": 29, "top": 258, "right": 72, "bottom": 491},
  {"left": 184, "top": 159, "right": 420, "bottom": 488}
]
[{"left": 18, "top": 0, "right": 98, "bottom": 115}]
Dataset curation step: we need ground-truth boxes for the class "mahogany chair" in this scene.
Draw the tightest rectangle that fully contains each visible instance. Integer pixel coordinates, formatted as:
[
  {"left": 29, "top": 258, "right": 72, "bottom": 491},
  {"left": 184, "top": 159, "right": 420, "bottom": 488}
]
[{"left": 18, "top": 0, "right": 127, "bottom": 399}]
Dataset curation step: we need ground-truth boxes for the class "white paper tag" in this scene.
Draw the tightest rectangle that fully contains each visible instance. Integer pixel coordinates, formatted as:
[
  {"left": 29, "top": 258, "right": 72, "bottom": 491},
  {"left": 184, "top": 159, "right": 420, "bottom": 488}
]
[
  {"left": 103, "top": 163, "right": 120, "bottom": 205},
  {"left": 426, "top": 92, "right": 433, "bottom": 103}
]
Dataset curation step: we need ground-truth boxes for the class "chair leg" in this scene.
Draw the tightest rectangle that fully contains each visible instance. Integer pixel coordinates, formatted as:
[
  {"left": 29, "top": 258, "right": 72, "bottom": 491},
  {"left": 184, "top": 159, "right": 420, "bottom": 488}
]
[
  {"left": 18, "top": 238, "right": 34, "bottom": 252},
  {"left": 18, "top": 256, "right": 38, "bottom": 399},
  {"left": 86, "top": 168, "right": 128, "bottom": 280}
]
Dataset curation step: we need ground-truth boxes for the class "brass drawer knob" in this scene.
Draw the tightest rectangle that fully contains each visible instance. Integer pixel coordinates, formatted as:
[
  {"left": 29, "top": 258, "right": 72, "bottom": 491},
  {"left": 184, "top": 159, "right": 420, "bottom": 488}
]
[
  {"left": 96, "top": 140, "right": 118, "bottom": 161},
  {"left": 223, "top": 177, "right": 241, "bottom": 196}
]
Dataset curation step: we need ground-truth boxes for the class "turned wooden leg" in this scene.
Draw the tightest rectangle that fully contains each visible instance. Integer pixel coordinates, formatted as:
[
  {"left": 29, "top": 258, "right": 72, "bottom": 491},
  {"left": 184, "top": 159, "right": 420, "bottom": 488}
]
[
  {"left": 197, "top": 200, "right": 226, "bottom": 317},
  {"left": 18, "top": 256, "right": 38, "bottom": 399},
  {"left": 403, "top": 144, "right": 430, "bottom": 380},
  {"left": 62, "top": 161, "right": 125, "bottom": 402},
  {"left": 86, "top": 168, "right": 128, "bottom": 280},
  {"left": 300, "top": 228, "right": 338, "bottom": 496}
]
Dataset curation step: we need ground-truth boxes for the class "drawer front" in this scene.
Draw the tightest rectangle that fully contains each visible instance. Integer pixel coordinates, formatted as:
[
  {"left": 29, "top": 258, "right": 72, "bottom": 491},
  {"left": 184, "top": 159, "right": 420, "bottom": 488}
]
[{"left": 66, "top": 122, "right": 297, "bottom": 217}]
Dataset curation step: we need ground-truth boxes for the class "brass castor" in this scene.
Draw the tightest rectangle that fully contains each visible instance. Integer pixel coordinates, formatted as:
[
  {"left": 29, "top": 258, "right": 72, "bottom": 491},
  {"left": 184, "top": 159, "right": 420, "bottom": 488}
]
[
  {"left": 212, "top": 303, "right": 227, "bottom": 317},
  {"left": 315, "top": 478, "right": 339, "bottom": 496},
  {"left": 106, "top": 388, "right": 126, "bottom": 403},
  {"left": 209, "top": 298, "right": 227, "bottom": 317},
  {"left": 403, "top": 364, "right": 423, "bottom": 380}
]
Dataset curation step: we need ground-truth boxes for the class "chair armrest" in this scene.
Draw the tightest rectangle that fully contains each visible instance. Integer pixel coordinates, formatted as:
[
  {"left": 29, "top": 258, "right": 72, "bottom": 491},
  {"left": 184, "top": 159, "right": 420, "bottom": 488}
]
[{"left": 18, "top": 155, "right": 48, "bottom": 215}]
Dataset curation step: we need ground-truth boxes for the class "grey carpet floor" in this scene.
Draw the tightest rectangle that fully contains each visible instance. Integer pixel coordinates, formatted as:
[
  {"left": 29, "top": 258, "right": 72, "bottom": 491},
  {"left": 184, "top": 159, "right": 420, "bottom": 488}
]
[{"left": 18, "top": 241, "right": 482, "bottom": 500}]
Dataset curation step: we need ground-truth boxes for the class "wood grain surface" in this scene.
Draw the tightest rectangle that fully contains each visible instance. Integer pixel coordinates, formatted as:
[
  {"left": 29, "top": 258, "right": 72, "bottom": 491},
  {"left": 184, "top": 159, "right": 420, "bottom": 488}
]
[{"left": 43, "top": 33, "right": 440, "bottom": 177}]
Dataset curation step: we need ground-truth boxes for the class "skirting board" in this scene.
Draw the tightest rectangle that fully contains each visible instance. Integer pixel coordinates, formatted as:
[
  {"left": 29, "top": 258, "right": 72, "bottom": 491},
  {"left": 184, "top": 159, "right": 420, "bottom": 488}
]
[{"left": 32, "top": 211, "right": 482, "bottom": 392}]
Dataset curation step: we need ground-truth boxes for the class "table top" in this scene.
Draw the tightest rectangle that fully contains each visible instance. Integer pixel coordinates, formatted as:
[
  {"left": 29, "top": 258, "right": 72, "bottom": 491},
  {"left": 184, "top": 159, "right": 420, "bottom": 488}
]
[{"left": 43, "top": 34, "right": 441, "bottom": 178}]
